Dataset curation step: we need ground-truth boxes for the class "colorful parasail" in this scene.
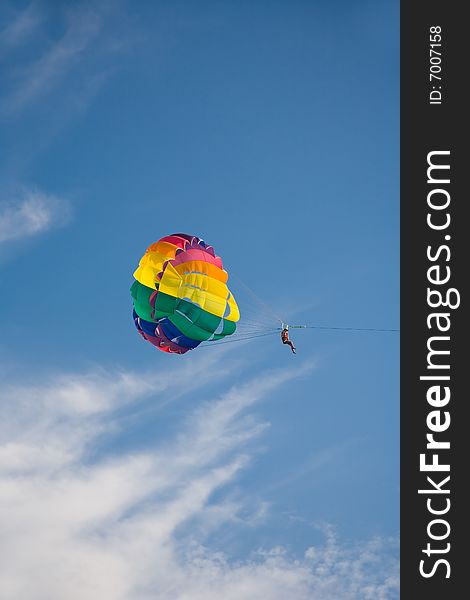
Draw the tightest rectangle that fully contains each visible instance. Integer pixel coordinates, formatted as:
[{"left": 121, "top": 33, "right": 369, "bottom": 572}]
[{"left": 131, "top": 233, "right": 240, "bottom": 354}]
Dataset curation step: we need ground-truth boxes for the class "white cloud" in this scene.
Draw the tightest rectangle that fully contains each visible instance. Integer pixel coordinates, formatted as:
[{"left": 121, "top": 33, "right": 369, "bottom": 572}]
[
  {"left": 0, "top": 188, "right": 71, "bottom": 243},
  {"left": 0, "top": 357, "right": 398, "bottom": 599},
  {"left": 1, "top": 3, "right": 134, "bottom": 120},
  {"left": 0, "top": 3, "right": 42, "bottom": 47},
  {"left": 2, "top": 7, "right": 101, "bottom": 114}
]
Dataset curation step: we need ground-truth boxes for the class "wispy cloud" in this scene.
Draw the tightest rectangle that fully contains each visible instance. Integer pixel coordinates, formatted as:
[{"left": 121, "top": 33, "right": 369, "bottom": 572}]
[
  {"left": 0, "top": 2, "right": 135, "bottom": 183},
  {"left": 1, "top": 2, "right": 133, "bottom": 121},
  {"left": 264, "top": 437, "right": 364, "bottom": 495},
  {"left": 0, "top": 3, "right": 42, "bottom": 47},
  {"left": 3, "top": 8, "right": 101, "bottom": 114},
  {"left": 0, "top": 188, "right": 71, "bottom": 244},
  {"left": 0, "top": 357, "right": 398, "bottom": 599}
]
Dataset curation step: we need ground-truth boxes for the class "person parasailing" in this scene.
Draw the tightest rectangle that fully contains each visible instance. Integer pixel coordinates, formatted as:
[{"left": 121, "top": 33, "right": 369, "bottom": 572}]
[{"left": 280, "top": 324, "right": 296, "bottom": 354}]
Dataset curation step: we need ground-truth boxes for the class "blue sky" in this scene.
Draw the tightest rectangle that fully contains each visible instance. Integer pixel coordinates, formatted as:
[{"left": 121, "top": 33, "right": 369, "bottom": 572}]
[{"left": 0, "top": 1, "right": 399, "bottom": 598}]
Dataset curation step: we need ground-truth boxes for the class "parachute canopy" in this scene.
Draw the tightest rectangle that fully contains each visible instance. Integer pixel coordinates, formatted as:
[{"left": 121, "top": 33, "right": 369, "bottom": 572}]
[{"left": 131, "top": 233, "right": 240, "bottom": 354}]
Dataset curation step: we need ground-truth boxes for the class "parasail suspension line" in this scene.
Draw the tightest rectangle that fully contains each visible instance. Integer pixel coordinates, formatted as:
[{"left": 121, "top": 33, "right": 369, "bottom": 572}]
[
  {"left": 231, "top": 272, "right": 284, "bottom": 326},
  {"left": 287, "top": 324, "right": 400, "bottom": 333}
]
